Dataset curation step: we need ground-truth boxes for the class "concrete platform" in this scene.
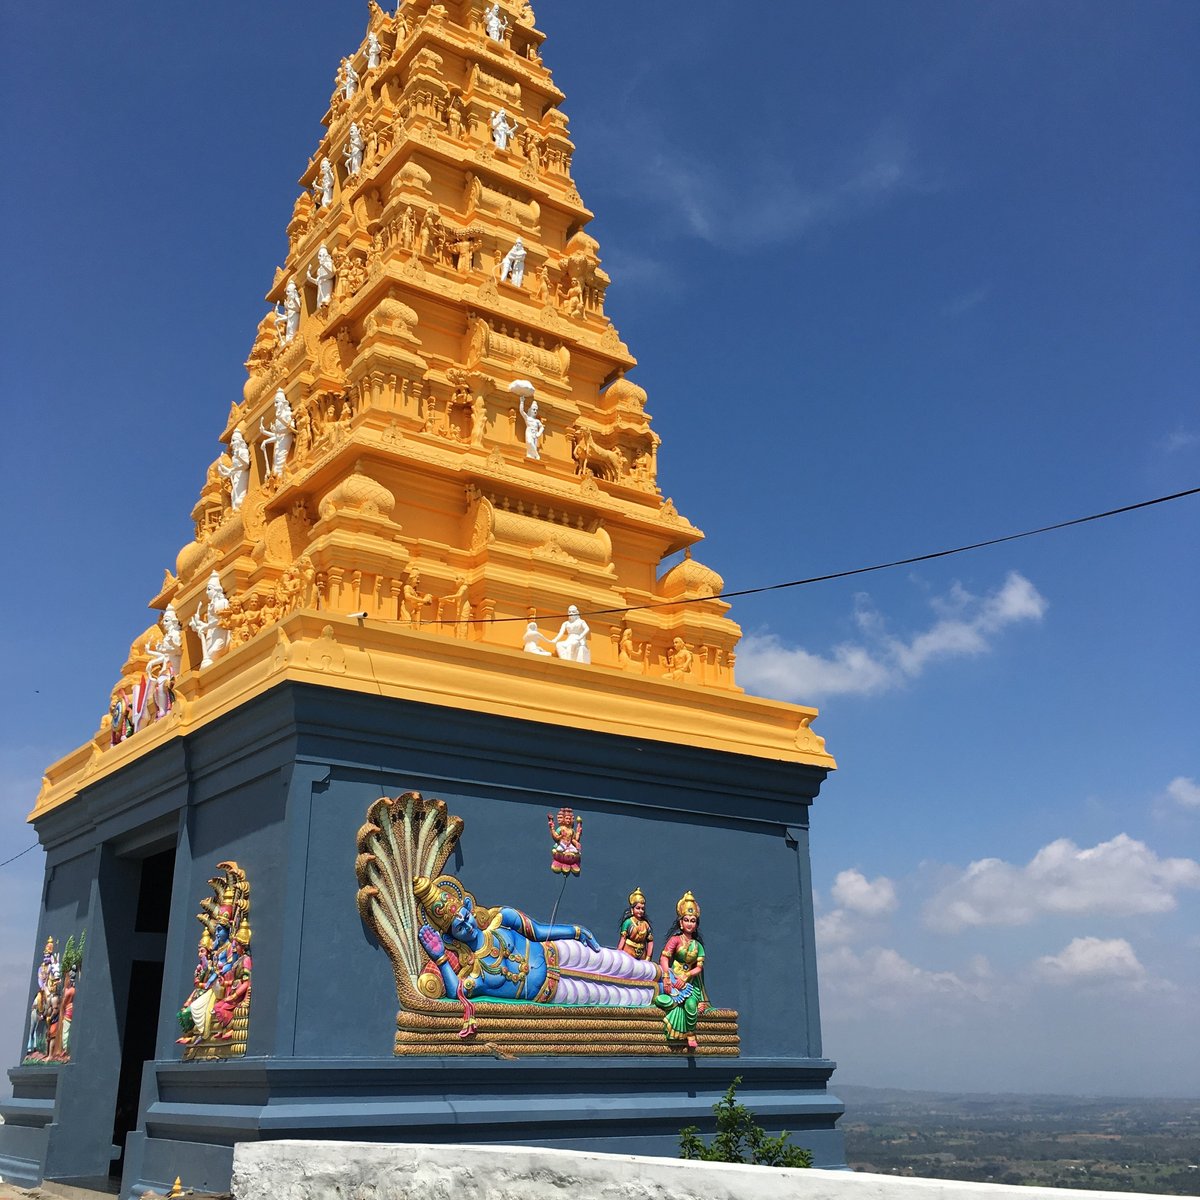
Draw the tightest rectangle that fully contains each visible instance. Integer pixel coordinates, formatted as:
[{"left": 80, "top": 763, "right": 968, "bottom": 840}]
[{"left": 233, "top": 1140, "right": 1178, "bottom": 1200}]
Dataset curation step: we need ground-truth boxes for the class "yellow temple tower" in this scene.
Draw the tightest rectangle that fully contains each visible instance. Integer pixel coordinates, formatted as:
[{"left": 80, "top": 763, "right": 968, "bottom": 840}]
[
  {"left": 7, "top": 5, "right": 844, "bottom": 1194},
  {"left": 34, "top": 0, "right": 832, "bottom": 812}
]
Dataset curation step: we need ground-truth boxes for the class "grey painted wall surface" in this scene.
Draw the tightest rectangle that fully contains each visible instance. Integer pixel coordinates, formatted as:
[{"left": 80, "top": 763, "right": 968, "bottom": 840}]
[{"left": 0, "top": 682, "right": 843, "bottom": 1198}]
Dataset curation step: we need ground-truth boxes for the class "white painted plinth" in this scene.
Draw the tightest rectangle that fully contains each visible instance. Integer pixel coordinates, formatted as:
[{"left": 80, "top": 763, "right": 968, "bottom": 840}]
[{"left": 232, "top": 1140, "right": 1169, "bottom": 1200}]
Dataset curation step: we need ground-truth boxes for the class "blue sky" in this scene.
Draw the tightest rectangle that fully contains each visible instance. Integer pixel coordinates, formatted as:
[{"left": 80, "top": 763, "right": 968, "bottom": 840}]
[{"left": 1, "top": 2, "right": 1197, "bottom": 1098}]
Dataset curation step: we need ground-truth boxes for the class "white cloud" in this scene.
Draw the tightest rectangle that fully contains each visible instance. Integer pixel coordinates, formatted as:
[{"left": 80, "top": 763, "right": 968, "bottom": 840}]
[
  {"left": 603, "top": 124, "right": 935, "bottom": 252},
  {"left": 1035, "top": 937, "right": 1146, "bottom": 986},
  {"left": 1162, "top": 427, "right": 1199, "bottom": 453},
  {"left": 925, "top": 834, "right": 1200, "bottom": 933},
  {"left": 820, "top": 945, "right": 993, "bottom": 1010},
  {"left": 942, "top": 285, "right": 990, "bottom": 317},
  {"left": 738, "top": 571, "right": 1046, "bottom": 702},
  {"left": 831, "top": 869, "right": 898, "bottom": 916},
  {"left": 1166, "top": 776, "right": 1200, "bottom": 810},
  {"left": 814, "top": 908, "right": 861, "bottom": 948}
]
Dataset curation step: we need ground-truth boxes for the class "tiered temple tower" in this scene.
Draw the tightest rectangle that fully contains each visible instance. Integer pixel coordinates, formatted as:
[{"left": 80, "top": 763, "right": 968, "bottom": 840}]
[{"left": 2, "top": 5, "right": 843, "bottom": 1196}]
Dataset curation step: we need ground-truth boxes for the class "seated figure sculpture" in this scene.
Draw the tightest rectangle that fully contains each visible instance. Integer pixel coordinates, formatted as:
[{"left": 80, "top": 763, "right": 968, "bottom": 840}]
[
  {"left": 551, "top": 604, "right": 591, "bottom": 662},
  {"left": 415, "top": 875, "right": 661, "bottom": 1014},
  {"left": 176, "top": 909, "right": 246, "bottom": 1046}
]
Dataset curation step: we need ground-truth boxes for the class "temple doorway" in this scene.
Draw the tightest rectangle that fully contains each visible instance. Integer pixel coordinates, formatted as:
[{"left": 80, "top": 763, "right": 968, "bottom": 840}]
[{"left": 110, "top": 846, "right": 175, "bottom": 1182}]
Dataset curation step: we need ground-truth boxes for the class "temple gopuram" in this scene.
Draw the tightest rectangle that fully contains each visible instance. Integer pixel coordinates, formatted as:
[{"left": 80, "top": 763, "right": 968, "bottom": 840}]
[{"left": 0, "top": 4, "right": 843, "bottom": 1195}]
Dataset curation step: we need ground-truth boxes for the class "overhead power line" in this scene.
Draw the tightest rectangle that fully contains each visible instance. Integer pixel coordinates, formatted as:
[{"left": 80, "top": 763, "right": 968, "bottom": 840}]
[
  {"left": 439, "top": 483, "right": 1200, "bottom": 625},
  {"left": 4, "top": 483, "right": 1194, "bottom": 870},
  {"left": 0, "top": 842, "right": 39, "bottom": 869}
]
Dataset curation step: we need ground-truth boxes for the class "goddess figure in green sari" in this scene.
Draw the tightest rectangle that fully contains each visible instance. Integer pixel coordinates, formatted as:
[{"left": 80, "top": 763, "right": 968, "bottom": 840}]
[{"left": 653, "top": 891, "right": 707, "bottom": 1050}]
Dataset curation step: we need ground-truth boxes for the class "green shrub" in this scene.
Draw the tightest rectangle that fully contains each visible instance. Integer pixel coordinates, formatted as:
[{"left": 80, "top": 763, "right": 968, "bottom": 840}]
[{"left": 680, "top": 1076, "right": 814, "bottom": 1169}]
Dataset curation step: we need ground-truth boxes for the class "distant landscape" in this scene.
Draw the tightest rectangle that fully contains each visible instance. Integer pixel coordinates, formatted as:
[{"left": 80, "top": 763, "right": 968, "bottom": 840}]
[{"left": 837, "top": 1085, "right": 1200, "bottom": 1195}]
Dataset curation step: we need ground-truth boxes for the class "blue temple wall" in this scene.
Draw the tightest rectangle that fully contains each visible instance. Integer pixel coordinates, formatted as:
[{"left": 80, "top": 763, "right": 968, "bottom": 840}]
[{"left": 0, "top": 681, "right": 843, "bottom": 1198}]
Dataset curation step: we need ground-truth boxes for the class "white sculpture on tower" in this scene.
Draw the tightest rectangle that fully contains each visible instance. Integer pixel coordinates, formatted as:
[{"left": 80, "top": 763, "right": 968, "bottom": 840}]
[
  {"left": 315, "top": 157, "right": 336, "bottom": 208},
  {"left": 146, "top": 604, "right": 184, "bottom": 681},
  {"left": 484, "top": 3, "right": 509, "bottom": 42},
  {"left": 490, "top": 108, "right": 518, "bottom": 151},
  {"left": 189, "top": 573, "right": 231, "bottom": 669},
  {"left": 367, "top": 32, "right": 382, "bottom": 70},
  {"left": 275, "top": 278, "right": 301, "bottom": 344},
  {"left": 551, "top": 605, "right": 591, "bottom": 663},
  {"left": 218, "top": 429, "right": 251, "bottom": 511},
  {"left": 511, "top": 380, "right": 542, "bottom": 460},
  {"left": 260, "top": 389, "right": 297, "bottom": 478},
  {"left": 307, "top": 243, "right": 336, "bottom": 308},
  {"left": 341, "top": 57, "right": 359, "bottom": 99},
  {"left": 498, "top": 237, "right": 527, "bottom": 287},
  {"left": 345, "top": 123, "right": 364, "bottom": 176},
  {"left": 523, "top": 621, "right": 552, "bottom": 655}
]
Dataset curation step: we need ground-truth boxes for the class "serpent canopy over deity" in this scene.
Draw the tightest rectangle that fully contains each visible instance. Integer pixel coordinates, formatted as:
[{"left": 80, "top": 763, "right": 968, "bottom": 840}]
[{"left": 356, "top": 792, "right": 740, "bottom": 1056}]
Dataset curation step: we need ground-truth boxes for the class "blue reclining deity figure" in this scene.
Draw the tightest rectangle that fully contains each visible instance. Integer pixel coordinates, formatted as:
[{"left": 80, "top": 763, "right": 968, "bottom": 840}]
[{"left": 414, "top": 875, "right": 662, "bottom": 1034}]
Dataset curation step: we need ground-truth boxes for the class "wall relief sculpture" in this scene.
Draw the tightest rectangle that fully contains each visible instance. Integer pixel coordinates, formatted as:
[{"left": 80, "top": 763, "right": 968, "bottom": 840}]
[{"left": 355, "top": 792, "right": 738, "bottom": 1056}]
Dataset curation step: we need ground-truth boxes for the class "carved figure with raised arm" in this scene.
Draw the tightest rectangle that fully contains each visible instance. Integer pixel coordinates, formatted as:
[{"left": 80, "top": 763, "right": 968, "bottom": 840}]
[
  {"left": 551, "top": 605, "right": 591, "bottom": 663},
  {"left": 510, "top": 380, "right": 542, "bottom": 459},
  {"left": 446, "top": 93, "right": 464, "bottom": 140},
  {"left": 367, "top": 32, "right": 382, "bottom": 71},
  {"left": 218, "top": 430, "right": 251, "bottom": 511},
  {"left": 189, "top": 572, "right": 231, "bottom": 668},
  {"left": 490, "top": 108, "right": 517, "bottom": 151},
  {"left": 341, "top": 57, "right": 359, "bottom": 100},
  {"left": 484, "top": 3, "right": 509, "bottom": 42},
  {"left": 618, "top": 627, "right": 646, "bottom": 672},
  {"left": 275, "top": 278, "right": 301, "bottom": 344},
  {"left": 259, "top": 389, "right": 297, "bottom": 478},
  {"left": 307, "top": 243, "right": 336, "bottom": 308},
  {"left": 315, "top": 157, "right": 336, "bottom": 208},
  {"left": 498, "top": 237, "right": 526, "bottom": 287},
  {"left": 345, "top": 123, "right": 364, "bottom": 176}
]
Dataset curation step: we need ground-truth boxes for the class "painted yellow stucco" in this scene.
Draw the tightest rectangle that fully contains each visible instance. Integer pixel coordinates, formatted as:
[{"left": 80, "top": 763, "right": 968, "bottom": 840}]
[{"left": 34, "top": 1, "right": 833, "bottom": 820}]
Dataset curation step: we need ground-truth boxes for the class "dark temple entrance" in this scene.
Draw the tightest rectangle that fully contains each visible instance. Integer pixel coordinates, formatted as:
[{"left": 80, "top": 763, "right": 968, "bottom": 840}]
[{"left": 110, "top": 846, "right": 175, "bottom": 1182}]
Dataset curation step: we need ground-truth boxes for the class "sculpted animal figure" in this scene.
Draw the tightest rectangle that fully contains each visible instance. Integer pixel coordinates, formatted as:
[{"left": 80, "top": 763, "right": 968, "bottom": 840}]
[{"left": 570, "top": 425, "right": 623, "bottom": 482}]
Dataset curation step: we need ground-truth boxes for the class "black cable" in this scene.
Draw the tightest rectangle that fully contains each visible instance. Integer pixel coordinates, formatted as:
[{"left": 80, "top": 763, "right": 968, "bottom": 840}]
[
  {"left": 4, "top": 484, "right": 1194, "bottom": 859},
  {"left": 0, "top": 842, "right": 39, "bottom": 869},
  {"left": 430, "top": 483, "right": 1200, "bottom": 625}
]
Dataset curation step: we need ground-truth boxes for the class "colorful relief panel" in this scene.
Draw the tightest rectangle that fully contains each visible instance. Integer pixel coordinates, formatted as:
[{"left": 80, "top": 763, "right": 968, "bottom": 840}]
[
  {"left": 176, "top": 862, "right": 252, "bottom": 1061},
  {"left": 23, "top": 931, "right": 84, "bottom": 1064},
  {"left": 355, "top": 792, "right": 738, "bottom": 1056}
]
